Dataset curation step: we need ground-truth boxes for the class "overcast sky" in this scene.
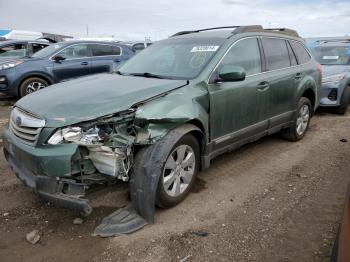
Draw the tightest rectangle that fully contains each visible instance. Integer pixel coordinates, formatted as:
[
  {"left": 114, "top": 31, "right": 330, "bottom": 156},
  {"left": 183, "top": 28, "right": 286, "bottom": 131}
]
[{"left": 0, "top": 0, "right": 350, "bottom": 40}]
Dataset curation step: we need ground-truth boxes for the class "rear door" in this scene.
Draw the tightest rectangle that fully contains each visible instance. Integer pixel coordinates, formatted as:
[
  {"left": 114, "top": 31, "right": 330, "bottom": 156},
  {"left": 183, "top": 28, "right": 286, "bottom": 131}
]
[
  {"left": 52, "top": 44, "right": 92, "bottom": 82},
  {"left": 90, "top": 44, "right": 122, "bottom": 73},
  {"left": 260, "top": 37, "right": 296, "bottom": 125},
  {"left": 208, "top": 37, "right": 269, "bottom": 142}
]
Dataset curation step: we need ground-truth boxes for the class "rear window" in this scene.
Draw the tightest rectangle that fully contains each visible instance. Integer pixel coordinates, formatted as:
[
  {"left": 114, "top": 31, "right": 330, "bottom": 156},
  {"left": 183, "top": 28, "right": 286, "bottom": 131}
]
[
  {"left": 290, "top": 41, "right": 311, "bottom": 64},
  {"left": 261, "top": 38, "right": 290, "bottom": 70},
  {"left": 309, "top": 45, "right": 349, "bottom": 65},
  {"left": 0, "top": 43, "right": 26, "bottom": 58},
  {"left": 91, "top": 44, "right": 121, "bottom": 56}
]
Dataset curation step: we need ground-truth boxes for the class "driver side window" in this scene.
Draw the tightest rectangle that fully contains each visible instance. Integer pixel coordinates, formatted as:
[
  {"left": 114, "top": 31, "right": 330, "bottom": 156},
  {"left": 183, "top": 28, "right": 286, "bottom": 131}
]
[
  {"left": 57, "top": 44, "right": 88, "bottom": 59},
  {"left": 219, "top": 38, "right": 262, "bottom": 76}
]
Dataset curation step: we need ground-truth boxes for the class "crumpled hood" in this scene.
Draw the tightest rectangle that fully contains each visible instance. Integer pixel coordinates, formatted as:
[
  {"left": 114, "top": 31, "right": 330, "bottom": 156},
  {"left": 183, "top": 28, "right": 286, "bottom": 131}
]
[
  {"left": 322, "top": 65, "right": 350, "bottom": 77},
  {"left": 16, "top": 73, "right": 188, "bottom": 127}
]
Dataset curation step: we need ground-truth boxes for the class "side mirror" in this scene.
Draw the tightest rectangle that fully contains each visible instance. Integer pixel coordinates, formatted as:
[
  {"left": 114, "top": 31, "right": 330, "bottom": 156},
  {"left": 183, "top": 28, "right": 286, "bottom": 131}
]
[
  {"left": 53, "top": 55, "right": 66, "bottom": 63},
  {"left": 217, "top": 65, "right": 246, "bottom": 82}
]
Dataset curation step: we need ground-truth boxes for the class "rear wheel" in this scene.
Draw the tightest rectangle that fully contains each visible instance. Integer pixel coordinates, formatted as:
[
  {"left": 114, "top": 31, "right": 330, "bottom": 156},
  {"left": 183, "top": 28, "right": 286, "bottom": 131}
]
[
  {"left": 335, "top": 86, "right": 350, "bottom": 115},
  {"left": 19, "top": 77, "right": 49, "bottom": 97},
  {"left": 282, "top": 97, "right": 312, "bottom": 141}
]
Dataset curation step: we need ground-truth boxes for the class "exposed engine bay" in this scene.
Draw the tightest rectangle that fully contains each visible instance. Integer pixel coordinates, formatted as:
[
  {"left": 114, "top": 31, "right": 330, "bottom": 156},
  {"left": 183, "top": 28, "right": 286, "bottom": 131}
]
[{"left": 47, "top": 110, "right": 138, "bottom": 182}]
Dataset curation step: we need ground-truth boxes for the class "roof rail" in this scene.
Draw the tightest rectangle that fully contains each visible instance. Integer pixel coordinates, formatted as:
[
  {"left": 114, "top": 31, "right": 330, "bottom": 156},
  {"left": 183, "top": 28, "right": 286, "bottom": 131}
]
[
  {"left": 170, "top": 25, "right": 300, "bottom": 38},
  {"left": 264, "top": 28, "right": 299, "bottom": 37},
  {"left": 313, "top": 38, "right": 350, "bottom": 44},
  {"left": 171, "top": 25, "right": 264, "bottom": 37},
  {"left": 171, "top": 26, "right": 241, "bottom": 37}
]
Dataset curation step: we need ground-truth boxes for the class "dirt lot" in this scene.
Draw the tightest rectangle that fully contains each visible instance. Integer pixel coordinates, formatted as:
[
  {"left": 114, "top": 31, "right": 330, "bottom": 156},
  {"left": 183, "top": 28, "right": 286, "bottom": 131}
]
[{"left": 0, "top": 100, "right": 349, "bottom": 262}]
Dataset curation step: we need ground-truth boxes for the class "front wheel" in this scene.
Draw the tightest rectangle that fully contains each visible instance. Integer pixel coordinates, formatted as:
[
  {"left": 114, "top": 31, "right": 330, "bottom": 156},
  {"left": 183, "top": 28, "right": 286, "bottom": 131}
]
[
  {"left": 19, "top": 77, "right": 49, "bottom": 97},
  {"left": 156, "top": 134, "right": 199, "bottom": 208},
  {"left": 282, "top": 97, "right": 312, "bottom": 142}
]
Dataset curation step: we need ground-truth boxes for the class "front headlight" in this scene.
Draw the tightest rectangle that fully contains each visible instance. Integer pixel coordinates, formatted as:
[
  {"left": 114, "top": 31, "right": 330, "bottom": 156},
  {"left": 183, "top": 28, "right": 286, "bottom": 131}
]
[
  {"left": 0, "top": 60, "right": 23, "bottom": 70},
  {"left": 322, "top": 73, "right": 346, "bottom": 84},
  {"left": 48, "top": 126, "right": 102, "bottom": 145}
]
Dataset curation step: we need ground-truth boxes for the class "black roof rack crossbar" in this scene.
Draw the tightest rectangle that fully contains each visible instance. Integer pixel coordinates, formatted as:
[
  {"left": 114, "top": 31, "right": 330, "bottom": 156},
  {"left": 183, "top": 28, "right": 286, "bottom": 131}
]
[{"left": 264, "top": 28, "right": 300, "bottom": 37}]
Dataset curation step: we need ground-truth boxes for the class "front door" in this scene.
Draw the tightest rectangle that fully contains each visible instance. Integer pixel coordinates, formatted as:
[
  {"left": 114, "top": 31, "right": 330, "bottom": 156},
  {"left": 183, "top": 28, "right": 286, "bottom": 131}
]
[
  {"left": 207, "top": 37, "right": 270, "bottom": 142},
  {"left": 52, "top": 44, "right": 91, "bottom": 82}
]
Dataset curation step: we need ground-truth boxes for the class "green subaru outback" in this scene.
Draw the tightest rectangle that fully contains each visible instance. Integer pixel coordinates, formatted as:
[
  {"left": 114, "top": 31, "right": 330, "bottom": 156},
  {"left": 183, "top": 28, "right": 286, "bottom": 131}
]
[{"left": 3, "top": 25, "right": 321, "bottom": 235}]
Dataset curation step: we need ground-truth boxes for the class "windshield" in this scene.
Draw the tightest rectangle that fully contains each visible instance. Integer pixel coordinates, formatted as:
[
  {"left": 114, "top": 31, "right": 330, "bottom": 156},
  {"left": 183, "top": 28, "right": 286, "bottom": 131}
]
[
  {"left": 118, "top": 37, "right": 224, "bottom": 80},
  {"left": 310, "top": 45, "right": 350, "bottom": 65},
  {"left": 32, "top": 42, "right": 66, "bottom": 58}
]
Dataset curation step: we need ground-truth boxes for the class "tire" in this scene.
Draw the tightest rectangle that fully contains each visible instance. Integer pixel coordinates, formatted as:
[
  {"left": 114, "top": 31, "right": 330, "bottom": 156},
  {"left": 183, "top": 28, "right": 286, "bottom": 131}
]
[
  {"left": 282, "top": 97, "right": 312, "bottom": 142},
  {"left": 155, "top": 134, "right": 200, "bottom": 208},
  {"left": 335, "top": 86, "right": 350, "bottom": 115},
  {"left": 19, "top": 77, "right": 49, "bottom": 97}
]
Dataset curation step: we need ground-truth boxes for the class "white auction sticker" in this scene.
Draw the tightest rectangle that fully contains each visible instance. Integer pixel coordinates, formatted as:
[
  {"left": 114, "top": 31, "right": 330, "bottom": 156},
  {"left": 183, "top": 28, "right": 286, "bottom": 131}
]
[
  {"left": 323, "top": 56, "right": 339, "bottom": 59},
  {"left": 191, "top": 46, "right": 219, "bottom": 52}
]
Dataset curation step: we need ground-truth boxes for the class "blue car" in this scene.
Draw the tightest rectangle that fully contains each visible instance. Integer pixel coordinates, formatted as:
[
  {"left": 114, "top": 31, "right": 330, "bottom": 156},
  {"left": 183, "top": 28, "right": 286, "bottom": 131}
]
[
  {"left": 0, "top": 40, "right": 134, "bottom": 97},
  {"left": 309, "top": 39, "right": 350, "bottom": 114}
]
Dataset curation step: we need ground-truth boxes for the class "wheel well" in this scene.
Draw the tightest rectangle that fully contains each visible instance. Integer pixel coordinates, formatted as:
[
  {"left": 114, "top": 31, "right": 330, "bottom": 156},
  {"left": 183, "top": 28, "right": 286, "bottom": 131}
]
[
  {"left": 302, "top": 89, "right": 316, "bottom": 113},
  {"left": 18, "top": 75, "right": 52, "bottom": 96},
  {"left": 186, "top": 120, "right": 206, "bottom": 169}
]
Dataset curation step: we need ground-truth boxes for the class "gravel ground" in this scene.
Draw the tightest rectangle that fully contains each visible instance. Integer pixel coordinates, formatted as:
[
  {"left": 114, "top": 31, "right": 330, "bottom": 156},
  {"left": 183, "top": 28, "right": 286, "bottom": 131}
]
[{"left": 0, "top": 100, "right": 349, "bottom": 262}]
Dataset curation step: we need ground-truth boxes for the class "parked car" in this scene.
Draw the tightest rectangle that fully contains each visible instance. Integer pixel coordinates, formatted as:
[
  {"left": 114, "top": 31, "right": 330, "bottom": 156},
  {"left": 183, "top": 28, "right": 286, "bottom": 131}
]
[
  {"left": 309, "top": 39, "right": 350, "bottom": 114},
  {"left": 0, "top": 40, "right": 50, "bottom": 59},
  {"left": 0, "top": 40, "right": 134, "bottom": 97},
  {"left": 3, "top": 25, "right": 321, "bottom": 235},
  {"left": 121, "top": 41, "right": 152, "bottom": 53}
]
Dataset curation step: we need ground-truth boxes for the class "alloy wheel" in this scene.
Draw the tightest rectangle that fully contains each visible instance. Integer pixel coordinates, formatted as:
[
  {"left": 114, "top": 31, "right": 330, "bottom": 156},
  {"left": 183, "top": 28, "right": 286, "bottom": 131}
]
[
  {"left": 296, "top": 104, "right": 310, "bottom": 136},
  {"left": 162, "top": 145, "right": 196, "bottom": 197}
]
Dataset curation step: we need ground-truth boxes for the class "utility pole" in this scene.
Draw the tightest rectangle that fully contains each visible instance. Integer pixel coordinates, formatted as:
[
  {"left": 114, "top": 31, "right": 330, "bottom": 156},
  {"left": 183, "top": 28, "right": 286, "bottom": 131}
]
[{"left": 86, "top": 25, "right": 89, "bottom": 36}]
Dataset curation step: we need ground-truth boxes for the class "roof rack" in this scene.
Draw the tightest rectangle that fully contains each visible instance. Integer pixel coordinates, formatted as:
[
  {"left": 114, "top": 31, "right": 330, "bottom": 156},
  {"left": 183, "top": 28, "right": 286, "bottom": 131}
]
[
  {"left": 313, "top": 38, "right": 350, "bottom": 44},
  {"left": 264, "top": 28, "right": 299, "bottom": 37},
  {"left": 170, "top": 25, "right": 300, "bottom": 38}
]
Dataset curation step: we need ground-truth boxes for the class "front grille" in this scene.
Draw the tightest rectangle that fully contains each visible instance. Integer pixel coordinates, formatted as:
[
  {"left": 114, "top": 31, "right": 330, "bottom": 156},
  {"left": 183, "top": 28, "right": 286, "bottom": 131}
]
[{"left": 9, "top": 107, "right": 45, "bottom": 146}]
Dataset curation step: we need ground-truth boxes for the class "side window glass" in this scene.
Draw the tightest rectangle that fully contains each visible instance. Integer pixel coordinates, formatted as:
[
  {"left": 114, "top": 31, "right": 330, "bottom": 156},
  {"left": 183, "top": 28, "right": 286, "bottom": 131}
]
[
  {"left": 57, "top": 44, "right": 88, "bottom": 59},
  {"left": 287, "top": 42, "right": 297, "bottom": 66},
  {"left": 91, "top": 45, "right": 120, "bottom": 56},
  {"left": 32, "top": 43, "right": 48, "bottom": 54},
  {"left": 290, "top": 41, "right": 311, "bottom": 64},
  {"left": 261, "top": 38, "right": 290, "bottom": 70},
  {"left": 0, "top": 44, "right": 26, "bottom": 57},
  {"left": 219, "top": 38, "right": 262, "bottom": 76}
]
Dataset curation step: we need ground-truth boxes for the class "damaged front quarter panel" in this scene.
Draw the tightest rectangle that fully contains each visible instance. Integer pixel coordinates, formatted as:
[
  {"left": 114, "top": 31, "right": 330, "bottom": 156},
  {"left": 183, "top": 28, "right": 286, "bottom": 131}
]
[{"left": 133, "top": 84, "right": 210, "bottom": 145}]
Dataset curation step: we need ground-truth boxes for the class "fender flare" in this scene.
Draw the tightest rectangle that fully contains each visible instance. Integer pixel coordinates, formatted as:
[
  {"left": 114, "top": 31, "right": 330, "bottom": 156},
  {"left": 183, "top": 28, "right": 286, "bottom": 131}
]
[{"left": 130, "top": 124, "right": 202, "bottom": 223}]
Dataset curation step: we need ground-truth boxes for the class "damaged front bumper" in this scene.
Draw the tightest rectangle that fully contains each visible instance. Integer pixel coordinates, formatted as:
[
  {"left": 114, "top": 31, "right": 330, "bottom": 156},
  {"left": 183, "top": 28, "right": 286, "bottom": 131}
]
[
  {"left": 3, "top": 149, "right": 92, "bottom": 215},
  {"left": 3, "top": 127, "right": 93, "bottom": 215}
]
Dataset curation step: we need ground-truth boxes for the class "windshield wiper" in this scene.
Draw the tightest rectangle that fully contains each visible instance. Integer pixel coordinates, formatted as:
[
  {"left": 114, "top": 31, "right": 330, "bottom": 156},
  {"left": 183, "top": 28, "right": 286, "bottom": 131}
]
[{"left": 128, "top": 72, "right": 169, "bottom": 79}]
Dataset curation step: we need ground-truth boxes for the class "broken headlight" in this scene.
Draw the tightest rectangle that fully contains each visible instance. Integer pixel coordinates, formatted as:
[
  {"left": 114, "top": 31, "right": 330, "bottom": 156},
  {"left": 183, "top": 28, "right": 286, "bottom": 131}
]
[{"left": 47, "top": 126, "right": 103, "bottom": 145}]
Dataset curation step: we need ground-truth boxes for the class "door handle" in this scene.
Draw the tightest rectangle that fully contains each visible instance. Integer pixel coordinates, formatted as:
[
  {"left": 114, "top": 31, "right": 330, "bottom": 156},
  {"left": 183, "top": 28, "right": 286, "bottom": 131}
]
[
  {"left": 257, "top": 81, "right": 270, "bottom": 91},
  {"left": 81, "top": 61, "right": 89, "bottom": 66},
  {"left": 295, "top": 73, "right": 303, "bottom": 80},
  {"left": 114, "top": 59, "right": 121, "bottom": 63}
]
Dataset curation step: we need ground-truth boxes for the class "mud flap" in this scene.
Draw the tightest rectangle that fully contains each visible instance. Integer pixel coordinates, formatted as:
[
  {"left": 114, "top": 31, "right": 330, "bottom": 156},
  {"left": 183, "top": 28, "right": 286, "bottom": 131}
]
[{"left": 93, "top": 204, "right": 148, "bottom": 237}]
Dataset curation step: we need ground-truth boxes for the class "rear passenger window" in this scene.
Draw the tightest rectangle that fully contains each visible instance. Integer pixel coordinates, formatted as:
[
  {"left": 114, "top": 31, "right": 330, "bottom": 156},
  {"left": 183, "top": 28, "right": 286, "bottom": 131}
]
[
  {"left": 261, "top": 38, "right": 290, "bottom": 70},
  {"left": 290, "top": 41, "right": 311, "bottom": 64},
  {"left": 91, "top": 44, "right": 121, "bottom": 56},
  {"left": 219, "top": 38, "right": 262, "bottom": 76}
]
